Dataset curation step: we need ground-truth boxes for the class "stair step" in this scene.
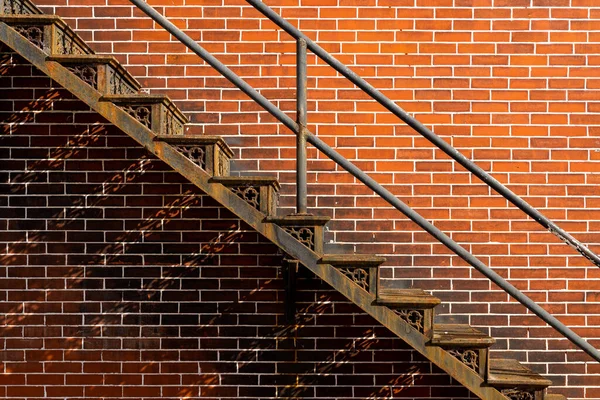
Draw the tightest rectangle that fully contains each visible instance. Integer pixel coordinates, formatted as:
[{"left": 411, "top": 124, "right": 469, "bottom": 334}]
[
  {"left": 154, "top": 135, "right": 233, "bottom": 177},
  {"left": 488, "top": 358, "right": 553, "bottom": 389},
  {"left": 376, "top": 289, "right": 440, "bottom": 337},
  {"left": 431, "top": 324, "right": 495, "bottom": 348},
  {"left": 102, "top": 94, "right": 188, "bottom": 137},
  {"left": 318, "top": 255, "right": 386, "bottom": 295},
  {"left": 1, "top": 14, "right": 94, "bottom": 55},
  {"left": 48, "top": 55, "right": 141, "bottom": 95},
  {"left": 318, "top": 254, "right": 386, "bottom": 267},
  {"left": 431, "top": 324, "right": 494, "bottom": 379},
  {"left": 265, "top": 214, "right": 330, "bottom": 254},
  {"left": 210, "top": 176, "right": 279, "bottom": 216},
  {"left": 376, "top": 288, "right": 441, "bottom": 308}
]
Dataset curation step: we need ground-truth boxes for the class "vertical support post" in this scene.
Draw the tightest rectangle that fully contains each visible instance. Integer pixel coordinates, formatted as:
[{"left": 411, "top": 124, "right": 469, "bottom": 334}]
[
  {"left": 283, "top": 259, "right": 298, "bottom": 324},
  {"left": 296, "top": 38, "right": 308, "bottom": 215}
]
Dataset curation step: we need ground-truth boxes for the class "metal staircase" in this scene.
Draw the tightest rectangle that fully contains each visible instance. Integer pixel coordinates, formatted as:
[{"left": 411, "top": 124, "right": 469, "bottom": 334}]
[{"left": 0, "top": 0, "right": 587, "bottom": 398}]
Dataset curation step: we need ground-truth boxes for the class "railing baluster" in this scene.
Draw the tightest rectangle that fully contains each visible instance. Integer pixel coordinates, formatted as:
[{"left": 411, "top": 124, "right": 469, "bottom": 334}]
[{"left": 296, "top": 38, "right": 308, "bottom": 215}]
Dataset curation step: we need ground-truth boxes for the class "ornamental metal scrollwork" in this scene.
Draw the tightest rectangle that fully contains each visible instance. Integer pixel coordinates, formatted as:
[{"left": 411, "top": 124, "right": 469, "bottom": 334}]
[
  {"left": 231, "top": 185, "right": 260, "bottom": 210},
  {"left": 218, "top": 152, "right": 229, "bottom": 176},
  {"left": 54, "top": 27, "right": 85, "bottom": 55},
  {"left": 448, "top": 349, "right": 479, "bottom": 371},
  {"left": 393, "top": 309, "right": 424, "bottom": 333},
  {"left": 123, "top": 105, "right": 152, "bottom": 128},
  {"left": 175, "top": 145, "right": 206, "bottom": 170},
  {"left": 501, "top": 389, "right": 534, "bottom": 400},
  {"left": 340, "top": 267, "right": 369, "bottom": 291},
  {"left": 165, "top": 110, "right": 184, "bottom": 136},
  {"left": 108, "top": 67, "right": 137, "bottom": 95},
  {"left": 14, "top": 25, "right": 44, "bottom": 49},
  {"left": 283, "top": 226, "right": 315, "bottom": 250},
  {"left": 67, "top": 64, "right": 97, "bottom": 88},
  {"left": 3, "top": 0, "right": 37, "bottom": 14}
]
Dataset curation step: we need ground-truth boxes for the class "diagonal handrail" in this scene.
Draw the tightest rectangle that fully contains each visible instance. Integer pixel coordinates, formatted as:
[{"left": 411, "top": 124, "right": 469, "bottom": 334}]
[
  {"left": 245, "top": 0, "right": 600, "bottom": 269},
  {"left": 129, "top": 0, "right": 600, "bottom": 363}
]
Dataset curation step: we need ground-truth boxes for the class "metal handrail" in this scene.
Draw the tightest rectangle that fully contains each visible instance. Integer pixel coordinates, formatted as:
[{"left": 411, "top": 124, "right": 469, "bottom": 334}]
[
  {"left": 245, "top": 0, "right": 600, "bottom": 269},
  {"left": 129, "top": 0, "right": 600, "bottom": 363}
]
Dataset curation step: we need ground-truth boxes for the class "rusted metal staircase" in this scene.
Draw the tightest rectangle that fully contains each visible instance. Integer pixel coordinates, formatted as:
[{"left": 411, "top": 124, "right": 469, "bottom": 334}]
[{"left": 0, "top": 0, "right": 576, "bottom": 399}]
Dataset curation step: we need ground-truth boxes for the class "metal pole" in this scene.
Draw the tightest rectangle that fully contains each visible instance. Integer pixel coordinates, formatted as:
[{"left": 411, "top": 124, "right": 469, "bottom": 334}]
[
  {"left": 129, "top": 0, "right": 600, "bottom": 363},
  {"left": 306, "top": 132, "right": 600, "bottom": 363},
  {"left": 128, "top": 0, "right": 299, "bottom": 135},
  {"left": 296, "top": 38, "right": 308, "bottom": 215},
  {"left": 244, "top": 0, "right": 600, "bottom": 268}
]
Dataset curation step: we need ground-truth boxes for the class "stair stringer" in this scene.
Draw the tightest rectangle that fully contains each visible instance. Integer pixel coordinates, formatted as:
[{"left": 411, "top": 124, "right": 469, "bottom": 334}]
[{"left": 0, "top": 20, "right": 509, "bottom": 400}]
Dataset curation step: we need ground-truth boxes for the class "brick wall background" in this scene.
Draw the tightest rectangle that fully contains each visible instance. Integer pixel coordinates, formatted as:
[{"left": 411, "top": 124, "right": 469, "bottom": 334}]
[
  {"left": 5, "top": 0, "right": 600, "bottom": 397},
  {"left": 0, "top": 45, "right": 475, "bottom": 398}
]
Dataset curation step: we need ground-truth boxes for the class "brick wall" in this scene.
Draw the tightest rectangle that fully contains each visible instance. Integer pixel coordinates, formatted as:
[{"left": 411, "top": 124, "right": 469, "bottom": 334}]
[
  {"left": 0, "top": 45, "right": 475, "bottom": 398},
  {"left": 9, "top": 0, "right": 600, "bottom": 397}
]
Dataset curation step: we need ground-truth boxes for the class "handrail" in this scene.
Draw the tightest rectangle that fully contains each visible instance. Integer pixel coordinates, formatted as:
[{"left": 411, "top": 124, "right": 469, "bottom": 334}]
[
  {"left": 129, "top": 0, "right": 600, "bottom": 363},
  {"left": 245, "top": 0, "right": 600, "bottom": 269}
]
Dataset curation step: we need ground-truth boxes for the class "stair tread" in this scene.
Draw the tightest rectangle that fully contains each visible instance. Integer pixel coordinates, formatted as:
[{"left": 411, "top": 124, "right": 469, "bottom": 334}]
[
  {"left": 210, "top": 176, "right": 280, "bottom": 190},
  {"left": 319, "top": 254, "right": 386, "bottom": 267},
  {"left": 265, "top": 214, "right": 330, "bottom": 226},
  {"left": 0, "top": 14, "right": 60, "bottom": 22},
  {"left": 47, "top": 54, "right": 142, "bottom": 90},
  {"left": 2, "top": 14, "right": 95, "bottom": 55},
  {"left": 376, "top": 288, "right": 441, "bottom": 308},
  {"left": 102, "top": 93, "right": 173, "bottom": 102},
  {"left": 488, "top": 358, "right": 553, "bottom": 388},
  {"left": 154, "top": 135, "right": 234, "bottom": 158},
  {"left": 103, "top": 94, "right": 189, "bottom": 124},
  {"left": 431, "top": 324, "right": 495, "bottom": 347}
]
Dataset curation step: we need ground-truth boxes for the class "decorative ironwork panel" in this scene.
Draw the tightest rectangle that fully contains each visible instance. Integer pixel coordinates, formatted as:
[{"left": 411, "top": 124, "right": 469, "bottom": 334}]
[
  {"left": 393, "top": 309, "right": 424, "bottom": 333},
  {"left": 54, "top": 26, "right": 86, "bottom": 55},
  {"left": 501, "top": 389, "right": 535, "bottom": 400},
  {"left": 123, "top": 105, "right": 152, "bottom": 128},
  {"left": 448, "top": 349, "right": 479, "bottom": 371},
  {"left": 3, "top": 0, "right": 39, "bottom": 14},
  {"left": 218, "top": 152, "right": 229, "bottom": 176},
  {"left": 14, "top": 25, "right": 44, "bottom": 49},
  {"left": 175, "top": 145, "right": 206, "bottom": 170},
  {"left": 231, "top": 185, "right": 260, "bottom": 210},
  {"left": 67, "top": 64, "right": 97, "bottom": 88},
  {"left": 164, "top": 109, "right": 184, "bottom": 136},
  {"left": 108, "top": 66, "right": 137, "bottom": 95},
  {"left": 340, "top": 267, "right": 369, "bottom": 291},
  {"left": 283, "top": 226, "right": 315, "bottom": 250}
]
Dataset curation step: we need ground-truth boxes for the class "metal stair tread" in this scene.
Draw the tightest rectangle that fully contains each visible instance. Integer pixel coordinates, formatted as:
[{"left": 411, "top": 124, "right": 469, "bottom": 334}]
[
  {"left": 0, "top": 13, "right": 62, "bottom": 23},
  {"left": 154, "top": 135, "right": 234, "bottom": 158},
  {"left": 487, "top": 358, "right": 553, "bottom": 388},
  {"left": 376, "top": 288, "right": 441, "bottom": 308},
  {"left": 47, "top": 54, "right": 142, "bottom": 91},
  {"left": 265, "top": 214, "right": 330, "bottom": 226},
  {"left": 1, "top": 14, "right": 94, "bottom": 54},
  {"left": 430, "top": 323, "right": 495, "bottom": 348},
  {"left": 210, "top": 176, "right": 280, "bottom": 190},
  {"left": 318, "top": 254, "right": 386, "bottom": 267},
  {"left": 102, "top": 94, "right": 189, "bottom": 124}
]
